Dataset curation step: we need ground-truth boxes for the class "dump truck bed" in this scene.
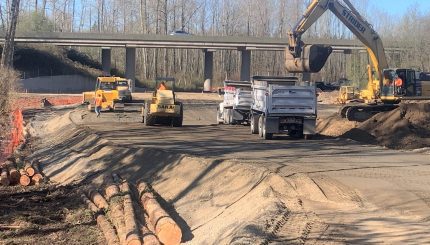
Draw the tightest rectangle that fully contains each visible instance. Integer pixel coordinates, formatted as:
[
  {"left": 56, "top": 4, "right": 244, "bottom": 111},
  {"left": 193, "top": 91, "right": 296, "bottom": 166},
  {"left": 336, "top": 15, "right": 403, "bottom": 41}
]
[
  {"left": 223, "top": 80, "right": 252, "bottom": 110},
  {"left": 251, "top": 76, "right": 317, "bottom": 116}
]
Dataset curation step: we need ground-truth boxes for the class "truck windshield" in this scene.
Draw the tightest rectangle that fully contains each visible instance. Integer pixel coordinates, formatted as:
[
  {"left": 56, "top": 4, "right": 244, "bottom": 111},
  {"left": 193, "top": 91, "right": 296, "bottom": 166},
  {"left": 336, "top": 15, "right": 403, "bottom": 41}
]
[{"left": 100, "top": 82, "right": 116, "bottom": 90}]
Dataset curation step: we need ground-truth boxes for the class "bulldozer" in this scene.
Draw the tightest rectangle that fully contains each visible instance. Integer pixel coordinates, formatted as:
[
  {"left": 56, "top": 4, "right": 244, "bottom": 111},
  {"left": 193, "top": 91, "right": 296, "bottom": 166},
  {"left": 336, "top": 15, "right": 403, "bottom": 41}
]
[
  {"left": 142, "top": 78, "right": 183, "bottom": 127},
  {"left": 83, "top": 77, "right": 128, "bottom": 112}
]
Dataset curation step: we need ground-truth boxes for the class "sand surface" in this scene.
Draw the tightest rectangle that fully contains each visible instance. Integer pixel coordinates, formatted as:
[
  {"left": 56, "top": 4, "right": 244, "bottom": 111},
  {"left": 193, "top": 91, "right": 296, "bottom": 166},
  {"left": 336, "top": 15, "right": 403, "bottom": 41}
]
[{"left": 22, "top": 98, "right": 430, "bottom": 244}]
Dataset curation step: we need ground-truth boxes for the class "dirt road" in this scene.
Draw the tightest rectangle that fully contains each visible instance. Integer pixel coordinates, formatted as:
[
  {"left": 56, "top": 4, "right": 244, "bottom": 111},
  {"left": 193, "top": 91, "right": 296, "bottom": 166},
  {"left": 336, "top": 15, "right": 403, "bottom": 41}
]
[{"left": 66, "top": 102, "right": 430, "bottom": 243}]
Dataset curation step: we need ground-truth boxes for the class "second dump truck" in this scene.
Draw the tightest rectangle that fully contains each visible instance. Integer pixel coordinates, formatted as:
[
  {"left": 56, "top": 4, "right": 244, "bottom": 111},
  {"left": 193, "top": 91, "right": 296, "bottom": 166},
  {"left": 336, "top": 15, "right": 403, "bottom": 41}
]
[
  {"left": 217, "top": 80, "right": 253, "bottom": 125},
  {"left": 250, "top": 76, "right": 317, "bottom": 140}
]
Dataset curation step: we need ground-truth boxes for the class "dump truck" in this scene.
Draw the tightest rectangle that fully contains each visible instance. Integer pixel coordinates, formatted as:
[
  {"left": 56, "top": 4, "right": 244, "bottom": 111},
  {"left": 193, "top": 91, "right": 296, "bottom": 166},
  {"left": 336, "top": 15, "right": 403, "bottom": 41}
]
[
  {"left": 142, "top": 78, "right": 183, "bottom": 127},
  {"left": 250, "top": 76, "right": 317, "bottom": 140},
  {"left": 83, "top": 77, "right": 127, "bottom": 112},
  {"left": 217, "top": 80, "right": 252, "bottom": 125}
]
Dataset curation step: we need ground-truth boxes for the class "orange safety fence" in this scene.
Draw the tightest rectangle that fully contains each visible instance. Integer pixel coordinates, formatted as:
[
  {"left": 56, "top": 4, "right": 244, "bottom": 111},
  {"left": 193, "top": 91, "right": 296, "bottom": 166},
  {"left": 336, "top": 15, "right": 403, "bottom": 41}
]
[
  {"left": 0, "top": 95, "right": 81, "bottom": 162},
  {"left": 0, "top": 109, "right": 24, "bottom": 162}
]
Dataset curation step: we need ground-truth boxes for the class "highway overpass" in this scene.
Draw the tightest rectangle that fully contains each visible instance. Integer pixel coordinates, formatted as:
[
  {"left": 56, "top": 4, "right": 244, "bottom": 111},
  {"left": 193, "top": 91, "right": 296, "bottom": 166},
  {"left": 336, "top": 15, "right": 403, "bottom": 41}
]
[{"left": 0, "top": 32, "right": 389, "bottom": 91}]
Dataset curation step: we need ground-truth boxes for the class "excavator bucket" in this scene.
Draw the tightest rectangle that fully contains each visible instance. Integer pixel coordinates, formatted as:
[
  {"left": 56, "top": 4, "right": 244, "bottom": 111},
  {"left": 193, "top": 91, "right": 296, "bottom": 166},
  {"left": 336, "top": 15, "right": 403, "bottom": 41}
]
[{"left": 285, "top": 45, "right": 333, "bottom": 73}]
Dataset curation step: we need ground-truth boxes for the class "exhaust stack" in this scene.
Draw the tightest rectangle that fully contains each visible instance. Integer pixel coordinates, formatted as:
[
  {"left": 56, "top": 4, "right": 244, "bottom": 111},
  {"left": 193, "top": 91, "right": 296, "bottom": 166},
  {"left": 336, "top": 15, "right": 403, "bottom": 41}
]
[{"left": 285, "top": 44, "right": 333, "bottom": 73}]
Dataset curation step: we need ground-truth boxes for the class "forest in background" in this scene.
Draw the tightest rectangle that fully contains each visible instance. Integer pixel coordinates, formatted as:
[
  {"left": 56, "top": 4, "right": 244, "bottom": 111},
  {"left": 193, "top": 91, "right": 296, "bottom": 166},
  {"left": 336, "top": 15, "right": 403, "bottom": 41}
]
[{"left": 1, "top": 0, "right": 430, "bottom": 89}]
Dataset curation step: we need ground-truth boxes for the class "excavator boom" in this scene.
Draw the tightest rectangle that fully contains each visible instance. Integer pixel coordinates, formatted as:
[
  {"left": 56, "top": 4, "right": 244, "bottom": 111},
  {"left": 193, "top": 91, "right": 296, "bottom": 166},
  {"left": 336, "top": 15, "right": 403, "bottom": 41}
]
[{"left": 285, "top": 0, "right": 388, "bottom": 99}]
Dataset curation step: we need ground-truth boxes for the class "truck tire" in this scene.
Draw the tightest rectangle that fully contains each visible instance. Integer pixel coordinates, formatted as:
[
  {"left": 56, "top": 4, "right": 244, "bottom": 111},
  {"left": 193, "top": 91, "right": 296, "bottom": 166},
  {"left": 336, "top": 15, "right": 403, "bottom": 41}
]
[
  {"left": 172, "top": 102, "right": 183, "bottom": 127},
  {"left": 217, "top": 107, "right": 223, "bottom": 124},
  {"left": 143, "top": 101, "right": 155, "bottom": 126},
  {"left": 258, "top": 115, "right": 264, "bottom": 137},
  {"left": 250, "top": 114, "right": 259, "bottom": 134},
  {"left": 230, "top": 110, "right": 237, "bottom": 125},
  {"left": 224, "top": 109, "right": 231, "bottom": 124},
  {"left": 261, "top": 116, "right": 273, "bottom": 140}
]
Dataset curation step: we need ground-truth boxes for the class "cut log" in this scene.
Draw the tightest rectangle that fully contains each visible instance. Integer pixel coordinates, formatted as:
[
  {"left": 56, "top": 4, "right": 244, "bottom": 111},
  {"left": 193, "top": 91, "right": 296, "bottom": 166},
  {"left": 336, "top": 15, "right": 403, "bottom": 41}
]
[
  {"left": 8, "top": 165, "right": 20, "bottom": 185},
  {"left": 137, "top": 181, "right": 182, "bottom": 245},
  {"left": 82, "top": 194, "right": 120, "bottom": 245},
  {"left": 106, "top": 184, "right": 127, "bottom": 245},
  {"left": 140, "top": 224, "right": 160, "bottom": 245},
  {"left": 1, "top": 168, "right": 10, "bottom": 186},
  {"left": 24, "top": 162, "right": 35, "bottom": 177},
  {"left": 89, "top": 190, "right": 109, "bottom": 210},
  {"left": 19, "top": 169, "right": 31, "bottom": 186},
  {"left": 105, "top": 183, "right": 120, "bottom": 200},
  {"left": 31, "top": 173, "right": 44, "bottom": 185},
  {"left": 120, "top": 182, "right": 141, "bottom": 245}
]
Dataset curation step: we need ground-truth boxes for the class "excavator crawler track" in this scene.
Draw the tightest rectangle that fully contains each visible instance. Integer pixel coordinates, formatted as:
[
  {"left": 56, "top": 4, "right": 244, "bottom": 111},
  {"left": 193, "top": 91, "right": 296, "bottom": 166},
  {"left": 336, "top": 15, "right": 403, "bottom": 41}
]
[{"left": 341, "top": 104, "right": 398, "bottom": 122}]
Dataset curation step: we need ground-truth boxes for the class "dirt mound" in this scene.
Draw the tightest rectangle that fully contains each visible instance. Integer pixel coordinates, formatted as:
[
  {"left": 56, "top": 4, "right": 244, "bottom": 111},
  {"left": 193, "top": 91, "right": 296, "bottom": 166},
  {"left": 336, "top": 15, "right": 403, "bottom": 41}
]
[
  {"left": 26, "top": 109, "right": 331, "bottom": 243},
  {"left": 317, "top": 103, "right": 430, "bottom": 149},
  {"left": 317, "top": 91, "right": 339, "bottom": 104},
  {"left": 316, "top": 114, "right": 358, "bottom": 137},
  {"left": 360, "top": 103, "right": 430, "bottom": 149}
]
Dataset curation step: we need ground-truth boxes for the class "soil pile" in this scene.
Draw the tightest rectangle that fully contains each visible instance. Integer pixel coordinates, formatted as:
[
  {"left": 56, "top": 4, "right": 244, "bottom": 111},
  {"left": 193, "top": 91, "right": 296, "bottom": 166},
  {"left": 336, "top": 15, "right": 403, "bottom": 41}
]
[
  {"left": 317, "top": 103, "right": 430, "bottom": 149},
  {"left": 317, "top": 91, "right": 339, "bottom": 104},
  {"left": 360, "top": 103, "right": 430, "bottom": 149},
  {"left": 316, "top": 114, "right": 358, "bottom": 137}
]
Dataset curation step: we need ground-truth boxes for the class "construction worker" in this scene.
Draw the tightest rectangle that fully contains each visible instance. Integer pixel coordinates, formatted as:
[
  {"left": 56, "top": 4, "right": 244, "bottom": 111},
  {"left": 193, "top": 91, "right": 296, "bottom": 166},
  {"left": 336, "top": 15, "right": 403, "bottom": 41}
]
[
  {"left": 394, "top": 75, "right": 404, "bottom": 95},
  {"left": 158, "top": 81, "right": 167, "bottom": 90},
  {"left": 95, "top": 93, "right": 103, "bottom": 117}
]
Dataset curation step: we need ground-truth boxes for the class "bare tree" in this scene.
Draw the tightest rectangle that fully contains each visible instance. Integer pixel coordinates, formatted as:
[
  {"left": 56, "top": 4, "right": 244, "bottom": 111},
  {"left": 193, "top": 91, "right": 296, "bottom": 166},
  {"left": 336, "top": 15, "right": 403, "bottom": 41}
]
[{"left": 1, "top": 0, "right": 20, "bottom": 68}]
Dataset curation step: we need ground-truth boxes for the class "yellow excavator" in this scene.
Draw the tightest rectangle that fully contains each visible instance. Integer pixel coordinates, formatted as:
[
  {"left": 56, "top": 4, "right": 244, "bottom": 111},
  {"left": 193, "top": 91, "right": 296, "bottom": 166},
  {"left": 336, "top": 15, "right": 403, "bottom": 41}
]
[{"left": 285, "top": 0, "right": 429, "bottom": 121}]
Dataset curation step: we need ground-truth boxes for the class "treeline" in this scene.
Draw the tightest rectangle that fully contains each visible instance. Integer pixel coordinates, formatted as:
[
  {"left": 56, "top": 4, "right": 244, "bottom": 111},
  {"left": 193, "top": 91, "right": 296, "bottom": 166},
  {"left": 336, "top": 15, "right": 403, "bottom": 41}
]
[{"left": 1, "top": 0, "right": 430, "bottom": 88}]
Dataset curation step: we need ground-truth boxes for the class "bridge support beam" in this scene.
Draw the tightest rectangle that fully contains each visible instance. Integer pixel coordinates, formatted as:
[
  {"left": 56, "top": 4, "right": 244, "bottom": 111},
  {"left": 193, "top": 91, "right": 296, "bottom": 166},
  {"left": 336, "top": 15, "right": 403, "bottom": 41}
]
[
  {"left": 125, "top": 47, "right": 136, "bottom": 92},
  {"left": 240, "top": 50, "right": 251, "bottom": 81},
  {"left": 203, "top": 49, "right": 214, "bottom": 92},
  {"left": 101, "top": 47, "right": 111, "bottom": 76},
  {"left": 302, "top": 73, "right": 311, "bottom": 83}
]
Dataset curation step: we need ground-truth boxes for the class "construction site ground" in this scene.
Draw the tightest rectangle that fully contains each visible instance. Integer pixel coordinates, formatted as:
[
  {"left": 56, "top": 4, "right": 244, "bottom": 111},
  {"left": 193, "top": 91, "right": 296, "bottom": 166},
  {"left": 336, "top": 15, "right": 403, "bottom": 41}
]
[{"left": 2, "top": 92, "right": 430, "bottom": 244}]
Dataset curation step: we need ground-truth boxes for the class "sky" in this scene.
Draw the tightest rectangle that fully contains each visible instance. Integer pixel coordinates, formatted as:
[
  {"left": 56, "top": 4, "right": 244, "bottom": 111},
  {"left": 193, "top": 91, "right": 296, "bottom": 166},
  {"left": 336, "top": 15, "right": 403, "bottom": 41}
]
[{"left": 372, "top": 0, "right": 430, "bottom": 16}]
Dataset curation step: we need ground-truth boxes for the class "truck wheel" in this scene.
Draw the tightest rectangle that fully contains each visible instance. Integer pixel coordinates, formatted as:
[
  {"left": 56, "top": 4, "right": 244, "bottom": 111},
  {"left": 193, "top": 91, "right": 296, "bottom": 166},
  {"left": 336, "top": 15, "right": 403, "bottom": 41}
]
[
  {"left": 217, "top": 107, "right": 223, "bottom": 124},
  {"left": 172, "top": 102, "right": 183, "bottom": 127},
  {"left": 143, "top": 102, "right": 155, "bottom": 126},
  {"left": 230, "top": 110, "right": 237, "bottom": 125},
  {"left": 250, "top": 114, "right": 259, "bottom": 134},
  {"left": 261, "top": 116, "right": 273, "bottom": 140},
  {"left": 224, "top": 109, "right": 231, "bottom": 124},
  {"left": 258, "top": 115, "right": 264, "bottom": 137}
]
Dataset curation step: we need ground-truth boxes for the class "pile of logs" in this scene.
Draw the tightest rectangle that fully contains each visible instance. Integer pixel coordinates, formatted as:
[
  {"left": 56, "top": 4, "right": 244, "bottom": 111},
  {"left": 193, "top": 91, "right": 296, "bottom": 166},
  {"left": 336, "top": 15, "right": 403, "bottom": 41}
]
[
  {"left": 83, "top": 174, "right": 182, "bottom": 245},
  {"left": 0, "top": 159, "right": 45, "bottom": 187}
]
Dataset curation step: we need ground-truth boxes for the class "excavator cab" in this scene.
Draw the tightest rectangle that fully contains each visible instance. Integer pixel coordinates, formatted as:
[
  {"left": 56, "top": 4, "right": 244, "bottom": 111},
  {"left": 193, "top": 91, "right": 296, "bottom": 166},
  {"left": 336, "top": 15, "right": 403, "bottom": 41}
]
[{"left": 285, "top": 44, "right": 333, "bottom": 73}]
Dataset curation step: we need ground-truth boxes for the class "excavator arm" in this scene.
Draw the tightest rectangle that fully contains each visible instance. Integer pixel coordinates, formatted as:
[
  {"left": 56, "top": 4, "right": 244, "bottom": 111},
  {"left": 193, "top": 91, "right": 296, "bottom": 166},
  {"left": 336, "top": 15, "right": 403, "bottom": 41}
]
[{"left": 286, "top": 0, "right": 388, "bottom": 99}]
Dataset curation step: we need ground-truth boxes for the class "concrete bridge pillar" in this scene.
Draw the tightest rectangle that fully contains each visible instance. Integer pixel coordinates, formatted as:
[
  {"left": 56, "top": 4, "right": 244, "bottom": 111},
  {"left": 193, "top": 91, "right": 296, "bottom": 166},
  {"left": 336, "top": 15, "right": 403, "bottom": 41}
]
[
  {"left": 240, "top": 50, "right": 251, "bottom": 81},
  {"left": 302, "top": 73, "right": 311, "bottom": 83},
  {"left": 203, "top": 49, "right": 214, "bottom": 92},
  {"left": 125, "top": 47, "right": 136, "bottom": 92},
  {"left": 101, "top": 47, "right": 111, "bottom": 76}
]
